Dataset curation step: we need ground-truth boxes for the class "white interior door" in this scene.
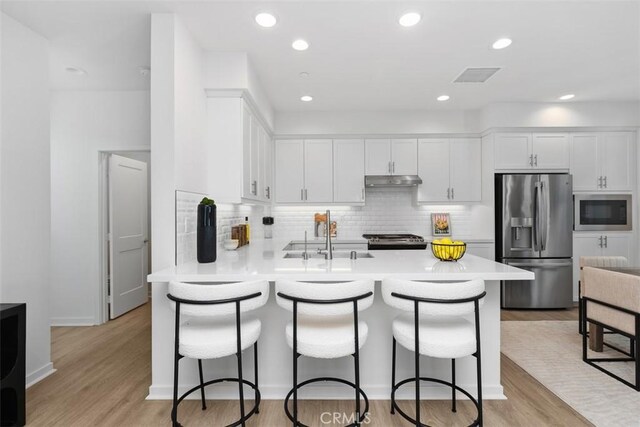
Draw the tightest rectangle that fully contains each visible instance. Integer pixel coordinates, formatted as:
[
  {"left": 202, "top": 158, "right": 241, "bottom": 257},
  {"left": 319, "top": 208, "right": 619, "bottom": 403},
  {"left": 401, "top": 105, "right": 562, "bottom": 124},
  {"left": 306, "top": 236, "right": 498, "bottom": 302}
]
[{"left": 109, "top": 154, "right": 148, "bottom": 319}]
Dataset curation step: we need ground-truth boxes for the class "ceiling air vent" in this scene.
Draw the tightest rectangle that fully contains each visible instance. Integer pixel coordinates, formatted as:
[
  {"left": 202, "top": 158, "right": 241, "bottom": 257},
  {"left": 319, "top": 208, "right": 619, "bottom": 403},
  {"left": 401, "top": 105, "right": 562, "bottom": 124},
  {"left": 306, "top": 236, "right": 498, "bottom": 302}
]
[{"left": 454, "top": 67, "right": 501, "bottom": 83}]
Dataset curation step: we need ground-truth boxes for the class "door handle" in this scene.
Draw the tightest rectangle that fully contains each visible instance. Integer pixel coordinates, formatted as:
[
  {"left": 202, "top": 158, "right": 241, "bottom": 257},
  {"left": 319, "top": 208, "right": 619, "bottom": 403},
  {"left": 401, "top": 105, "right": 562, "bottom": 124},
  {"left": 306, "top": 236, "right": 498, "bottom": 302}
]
[
  {"left": 304, "top": 189, "right": 308, "bottom": 200},
  {"left": 598, "top": 176, "right": 602, "bottom": 188},
  {"left": 251, "top": 180, "right": 257, "bottom": 195},
  {"left": 392, "top": 162, "right": 395, "bottom": 174},
  {"left": 301, "top": 189, "right": 304, "bottom": 201},
  {"left": 534, "top": 154, "right": 538, "bottom": 167},
  {"left": 529, "top": 154, "right": 533, "bottom": 167},
  {"left": 604, "top": 235, "right": 608, "bottom": 248},
  {"left": 508, "top": 261, "right": 573, "bottom": 268},
  {"left": 388, "top": 161, "right": 392, "bottom": 174},
  {"left": 447, "top": 188, "right": 450, "bottom": 199},
  {"left": 603, "top": 176, "right": 607, "bottom": 188},
  {"left": 451, "top": 187, "right": 454, "bottom": 199},
  {"left": 266, "top": 186, "right": 270, "bottom": 199},
  {"left": 143, "top": 239, "right": 149, "bottom": 244},
  {"left": 540, "top": 181, "right": 547, "bottom": 251},
  {"left": 598, "top": 235, "right": 603, "bottom": 248},
  {"left": 533, "top": 183, "right": 541, "bottom": 251}
]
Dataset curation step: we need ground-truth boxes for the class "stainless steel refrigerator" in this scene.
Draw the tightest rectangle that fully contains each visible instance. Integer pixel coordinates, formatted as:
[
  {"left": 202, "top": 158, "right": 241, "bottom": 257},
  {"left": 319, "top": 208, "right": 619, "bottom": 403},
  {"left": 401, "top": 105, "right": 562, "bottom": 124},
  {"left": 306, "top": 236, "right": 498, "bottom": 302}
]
[{"left": 496, "top": 174, "right": 573, "bottom": 308}]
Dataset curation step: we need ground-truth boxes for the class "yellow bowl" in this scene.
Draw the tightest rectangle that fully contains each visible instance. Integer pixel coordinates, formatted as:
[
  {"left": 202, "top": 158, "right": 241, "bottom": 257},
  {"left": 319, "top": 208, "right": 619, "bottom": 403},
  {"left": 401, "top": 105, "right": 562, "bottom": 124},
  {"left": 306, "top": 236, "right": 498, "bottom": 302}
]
[{"left": 431, "top": 242, "right": 466, "bottom": 261}]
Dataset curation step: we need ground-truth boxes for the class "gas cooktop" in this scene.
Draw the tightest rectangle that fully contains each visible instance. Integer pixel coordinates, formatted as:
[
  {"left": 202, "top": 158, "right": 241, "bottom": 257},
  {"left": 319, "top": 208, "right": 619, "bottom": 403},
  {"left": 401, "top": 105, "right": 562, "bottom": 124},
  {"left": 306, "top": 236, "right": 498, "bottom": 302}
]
[{"left": 362, "top": 234, "right": 427, "bottom": 250}]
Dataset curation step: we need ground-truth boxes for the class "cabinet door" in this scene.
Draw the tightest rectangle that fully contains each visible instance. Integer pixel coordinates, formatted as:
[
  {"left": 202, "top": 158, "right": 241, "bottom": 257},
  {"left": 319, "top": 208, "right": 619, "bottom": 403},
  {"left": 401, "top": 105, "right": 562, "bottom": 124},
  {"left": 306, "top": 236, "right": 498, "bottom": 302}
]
[
  {"left": 570, "top": 134, "right": 599, "bottom": 191},
  {"left": 465, "top": 243, "right": 494, "bottom": 260},
  {"left": 242, "top": 104, "right": 253, "bottom": 198},
  {"left": 532, "top": 133, "right": 569, "bottom": 170},
  {"left": 365, "top": 139, "right": 391, "bottom": 175},
  {"left": 600, "top": 132, "right": 632, "bottom": 191},
  {"left": 572, "top": 234, "right": 603, "bottom": 301},
  {"left": 602, "top": 234, "right": 630, "bottom": 259},
  {"left": 417, "top": 139, "right": 450, "bottom": 202},
  {"left": 247, "top": 114, "right": 261, "bottom": 199},
  {"left": 391, "top": 139, "right": 418, "bottom": 175},
  {"left": 304, "top": 139, "right": 333, "bottom": 203},
  {"left": 494, "top": 133, "right": 532, "bottom": 170},
  {"left": 333, "top": 139, "right": 365, "bottom": 203},
  {"left": 450, "top": 138, "right": 481, "bottom": 202},
  {"left": 275, "top": 140, "right": 305, "bottom": 203},
  {"left": 260, "top": 126, "right": 273, "bottom": 201}
]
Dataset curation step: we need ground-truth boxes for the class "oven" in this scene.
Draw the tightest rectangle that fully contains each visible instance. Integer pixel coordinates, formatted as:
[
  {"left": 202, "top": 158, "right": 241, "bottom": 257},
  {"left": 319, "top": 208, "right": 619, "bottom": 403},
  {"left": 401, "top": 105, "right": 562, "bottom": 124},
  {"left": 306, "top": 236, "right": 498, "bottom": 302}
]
[{"left": 574, "top": 194, "right": 632, "bottom": 231}]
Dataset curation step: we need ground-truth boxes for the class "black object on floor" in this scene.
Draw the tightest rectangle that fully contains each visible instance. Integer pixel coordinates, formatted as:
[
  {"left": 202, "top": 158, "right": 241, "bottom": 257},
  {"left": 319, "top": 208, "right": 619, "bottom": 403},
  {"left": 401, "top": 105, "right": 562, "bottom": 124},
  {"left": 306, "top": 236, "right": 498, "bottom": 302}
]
[{"left": 1, "top": 303, "right": 26, "bottom": 427}]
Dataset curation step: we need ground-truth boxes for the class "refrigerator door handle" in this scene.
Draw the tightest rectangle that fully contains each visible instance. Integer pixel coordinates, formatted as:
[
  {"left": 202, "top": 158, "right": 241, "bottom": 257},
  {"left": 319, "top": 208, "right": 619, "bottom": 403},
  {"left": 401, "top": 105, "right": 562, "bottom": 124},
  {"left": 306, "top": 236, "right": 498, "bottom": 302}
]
[
  {"left": 533, "top": 182, "right": 541, "bottom": 252},
  {"left": 540, "top": 181, "right": 548, "bottom": 251},
  {"left": 507, "top": 261, "right": 573, "bottom": 268}
]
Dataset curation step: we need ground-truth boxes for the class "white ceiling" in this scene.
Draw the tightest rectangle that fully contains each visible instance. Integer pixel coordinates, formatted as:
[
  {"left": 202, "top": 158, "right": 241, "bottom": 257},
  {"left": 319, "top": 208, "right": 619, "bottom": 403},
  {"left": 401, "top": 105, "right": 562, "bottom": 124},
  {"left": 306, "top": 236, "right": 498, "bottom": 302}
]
[{"left": 2, "top": 1, "right": 639, "bottom": 111}]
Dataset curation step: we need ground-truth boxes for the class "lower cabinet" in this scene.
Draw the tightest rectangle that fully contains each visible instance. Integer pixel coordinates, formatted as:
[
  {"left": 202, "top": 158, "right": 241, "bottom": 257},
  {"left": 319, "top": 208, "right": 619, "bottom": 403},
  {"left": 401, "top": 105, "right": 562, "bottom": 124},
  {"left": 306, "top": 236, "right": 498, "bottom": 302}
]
[
  {"left": 572, "top": 233, "right": 631, "bottom": 301},
  {"left": 465, "top": 242, "right": 495, "bottom": 260}
]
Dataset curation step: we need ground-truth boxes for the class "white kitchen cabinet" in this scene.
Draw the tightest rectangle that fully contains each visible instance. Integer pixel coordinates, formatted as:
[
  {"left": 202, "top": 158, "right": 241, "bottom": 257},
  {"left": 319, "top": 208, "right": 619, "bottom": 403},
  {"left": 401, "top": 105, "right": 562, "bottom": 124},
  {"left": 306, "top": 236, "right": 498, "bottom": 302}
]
[
  {"left": 304, "top": 139, "right": 333, "bottom": 203},
  {"left": 207, "top": 97, "right": 272, "bottom": 204},
  {"left": 494, "top": 133, "right": 531, "bottom": 170},
  {"left": 274, "top": 139, "right": 333, "bottom": 203},
  {"left": 259, "top": 126, "right": 273, "bottom": 201},
  {"left": 570, "top": 132, "right": 633, "bottom": 192},
  {"left": 275, "top": 140, "right": 305, "bottom": 203},
  {"left": 465, "top": 242, "right": 495, "bottom": 260},
  {"left": 391, "top": 139, "right": 418, "bottom": 175},
  {"left": 365, "top": 139, "right": 417, "bottom": 175},
  {"left": 494, "top": 133, "right": 569, "bottom": 171},
  {"left": 417, "top": 138, "right": 481, "bottom": 202},
  {"left": 572, "top": 233, "right": 631, "bottom": 300},
  {"left": 333, "top": 139, "right": 365, "bottom": 203}
]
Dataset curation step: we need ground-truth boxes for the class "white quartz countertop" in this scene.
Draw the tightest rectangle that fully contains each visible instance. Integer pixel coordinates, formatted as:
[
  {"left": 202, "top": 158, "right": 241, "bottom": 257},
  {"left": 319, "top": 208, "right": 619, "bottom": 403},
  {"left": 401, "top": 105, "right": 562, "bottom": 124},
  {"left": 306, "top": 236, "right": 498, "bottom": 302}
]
[{"left": 148, "top": 239, "right": 532, "bottom": 282}]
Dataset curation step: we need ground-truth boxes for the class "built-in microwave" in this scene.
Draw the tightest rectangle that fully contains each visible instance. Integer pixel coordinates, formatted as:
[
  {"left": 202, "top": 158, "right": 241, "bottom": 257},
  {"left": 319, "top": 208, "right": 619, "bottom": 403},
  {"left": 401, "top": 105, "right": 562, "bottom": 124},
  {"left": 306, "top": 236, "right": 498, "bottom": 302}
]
[{"left": 574, "top": 194, "right": 632, "bottom": 231}]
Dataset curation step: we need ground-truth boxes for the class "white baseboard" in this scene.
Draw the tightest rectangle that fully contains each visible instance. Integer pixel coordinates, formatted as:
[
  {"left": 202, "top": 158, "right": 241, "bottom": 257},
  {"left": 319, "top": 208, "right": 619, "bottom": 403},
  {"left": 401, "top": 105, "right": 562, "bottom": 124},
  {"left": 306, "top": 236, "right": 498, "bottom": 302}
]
[
  {"left": 50, "top": 316, "right": 96, "bottom": 326},
  {"left": 26, "top": 363, "right": 56, "bottom": 388},
  {"left": 147, "top": 383, "right": 505, "bottom": 401}
]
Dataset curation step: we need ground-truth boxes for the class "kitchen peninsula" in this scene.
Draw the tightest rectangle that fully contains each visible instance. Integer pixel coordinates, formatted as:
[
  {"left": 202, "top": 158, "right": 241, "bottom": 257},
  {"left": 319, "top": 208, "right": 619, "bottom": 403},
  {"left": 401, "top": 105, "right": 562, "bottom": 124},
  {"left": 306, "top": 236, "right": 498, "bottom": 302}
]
[{"left": 147, "top": 239, "right": 533, "bottom": 401}]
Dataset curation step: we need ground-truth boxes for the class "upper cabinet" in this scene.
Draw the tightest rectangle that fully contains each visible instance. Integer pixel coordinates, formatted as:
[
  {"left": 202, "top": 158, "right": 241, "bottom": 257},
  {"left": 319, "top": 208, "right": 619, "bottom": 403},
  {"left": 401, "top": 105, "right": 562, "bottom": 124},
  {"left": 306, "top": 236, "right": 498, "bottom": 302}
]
[
  {"left": 494, "top": 133, "right": 569, "bottom": 171},
  {"left": 417, "top": 138, "right": 481, "bottom": 202},
  {"left": 207, "top": 97, "right": 273, "bottom": 204},
  {"left": 365, "top": 139, "right": 417, "bottom": 175},
  {"left": 333, "top": 139, "right": 365, "bottom": 203},
  {"left": 571, "top": 132, "right": 633, "bottom": 192},
  {"left": 275, "top": 139, "right": 333, "bottom": 203}
]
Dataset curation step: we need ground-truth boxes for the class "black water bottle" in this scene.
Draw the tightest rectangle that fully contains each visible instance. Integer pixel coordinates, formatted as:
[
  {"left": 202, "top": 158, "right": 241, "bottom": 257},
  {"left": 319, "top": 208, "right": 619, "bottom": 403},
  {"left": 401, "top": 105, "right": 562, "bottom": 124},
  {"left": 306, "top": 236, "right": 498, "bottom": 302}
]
[{"left": 197, "top": 202, "right": 216, "bottom": 263}]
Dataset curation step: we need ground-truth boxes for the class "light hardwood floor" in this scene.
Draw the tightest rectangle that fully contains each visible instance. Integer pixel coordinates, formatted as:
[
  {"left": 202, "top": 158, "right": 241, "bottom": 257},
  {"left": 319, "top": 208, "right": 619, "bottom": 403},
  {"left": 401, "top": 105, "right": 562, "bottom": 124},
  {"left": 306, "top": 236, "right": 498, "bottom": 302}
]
[{"left": 26, "top": 303, "right": 591, "bottom": 426}]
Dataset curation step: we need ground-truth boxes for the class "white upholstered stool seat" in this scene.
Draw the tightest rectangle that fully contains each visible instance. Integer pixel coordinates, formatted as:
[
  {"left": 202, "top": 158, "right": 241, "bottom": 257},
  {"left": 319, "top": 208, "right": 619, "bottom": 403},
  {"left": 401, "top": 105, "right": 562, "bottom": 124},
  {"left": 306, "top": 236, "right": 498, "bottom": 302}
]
[
  {"left": 285, "top": 314, "right": 368, "bottom": 359},
  {"left": 392, "top": 314, "right": 476, "bottom": 359},
  {"left": 180, "top": 315, "right": 261, "bottom": 359}
]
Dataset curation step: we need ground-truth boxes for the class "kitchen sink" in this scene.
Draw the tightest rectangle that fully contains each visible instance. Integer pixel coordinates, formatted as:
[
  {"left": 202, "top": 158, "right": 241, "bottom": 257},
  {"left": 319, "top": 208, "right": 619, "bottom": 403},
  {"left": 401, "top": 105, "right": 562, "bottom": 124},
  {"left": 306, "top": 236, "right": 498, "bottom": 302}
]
[{"left": 283, "top": 251, "right": 374, "bottom": 259}]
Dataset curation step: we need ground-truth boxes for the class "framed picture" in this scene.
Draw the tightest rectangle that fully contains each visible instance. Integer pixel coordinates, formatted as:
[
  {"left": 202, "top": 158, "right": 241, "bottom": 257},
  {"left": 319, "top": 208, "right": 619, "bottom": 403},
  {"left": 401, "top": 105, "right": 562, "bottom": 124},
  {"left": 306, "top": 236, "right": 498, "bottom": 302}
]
[{"left": 431, "top": 213, "right": 451, "bottom": 236}]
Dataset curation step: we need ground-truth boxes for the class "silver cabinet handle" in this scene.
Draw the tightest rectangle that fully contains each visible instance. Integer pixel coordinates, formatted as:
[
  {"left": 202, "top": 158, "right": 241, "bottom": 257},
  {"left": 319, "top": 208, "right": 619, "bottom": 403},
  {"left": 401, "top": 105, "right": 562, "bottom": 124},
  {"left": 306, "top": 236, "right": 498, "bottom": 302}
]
[
  {"left": 251, "top": 180, "right": 257, "bottom": 195},
  {"left": 361, "top": 188, "right": 365, "bottom": 200},
  {"left": 529, "top": 154, "right": 533, "bottom": 167},
  {"left": 301, "top": 189, "right": 304, "bottom": 201},
  {"left": 451, "top": 187, "right": 454, "bottom": 199},
  {"left": 392, "top": 162, "right": 395, "bottom": 173},
  {"left": 604, "top": 235, "right": 608, "bottom": 248},
  {"left": 598, "top": 176, "right": 602, "bottom": 188},
  {"left": 603, "top": 176, "right": 607, "bottom": 188},
  {"left": 304, "top": 189, "right": 308, "bottom": 200},
  {"left": 266, "top": 186, "right": 270, "bottom": 199},
  {"left": 447, "top": 188, "right": 450, "bottom": 199},
  {"left": 598, "top": 235, "right": 603, "bottom": 248},
  {"left": 534, "top": 154, "right": 538, "bottom": 167},
  {"left": 388, "top": 161, "right": 392, "bottom": 174}
]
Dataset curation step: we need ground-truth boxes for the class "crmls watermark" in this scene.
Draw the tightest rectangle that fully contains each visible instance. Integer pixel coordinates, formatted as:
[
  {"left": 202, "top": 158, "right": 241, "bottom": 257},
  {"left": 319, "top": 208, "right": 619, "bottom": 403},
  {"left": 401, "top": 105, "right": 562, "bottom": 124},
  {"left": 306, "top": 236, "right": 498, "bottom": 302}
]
[{"left": 319, "top": 412, "right": 372, "bottom": 425}]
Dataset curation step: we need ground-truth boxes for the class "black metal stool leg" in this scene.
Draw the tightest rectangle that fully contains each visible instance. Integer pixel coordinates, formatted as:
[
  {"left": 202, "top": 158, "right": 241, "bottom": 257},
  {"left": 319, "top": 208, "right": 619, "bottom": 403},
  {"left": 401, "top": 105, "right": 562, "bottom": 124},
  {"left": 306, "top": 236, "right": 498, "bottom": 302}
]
[
  {"left": 391, "top": 337, "right": 396, "bottom": 414},
  {"left": 254, "top": 342, "right": 260, "bottom": 414},
  {"left": 235, "top": 301, "right": 246, "bottom": 427},
  {"left": 198, "top": 359, "right": 207, "bottom": 410},
  {"left": 475, "top": 300, "right": 483, "bottom": 427},
  {"left": 414, "top": 301, "right": 420, "bottom": 427},
  {"left": 354, "top": 303, "right": 361, "bottom": 427},
  {"left": 293, "top": 302, "right": 298, "bottom": 427},
  {"left": 172, "top": 302, "right": 181, "bottom": 427},
  {"left": 451, "top": 358, "right": 457, "bottom": 413}
]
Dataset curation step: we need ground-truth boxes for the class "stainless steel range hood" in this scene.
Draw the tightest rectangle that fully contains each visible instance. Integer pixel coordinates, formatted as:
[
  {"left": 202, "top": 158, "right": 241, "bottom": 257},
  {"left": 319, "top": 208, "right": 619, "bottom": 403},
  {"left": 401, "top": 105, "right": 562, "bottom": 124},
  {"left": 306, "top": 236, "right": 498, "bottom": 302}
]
[{"left": 365, "top": 175, "right": 423, "bottom": 187}]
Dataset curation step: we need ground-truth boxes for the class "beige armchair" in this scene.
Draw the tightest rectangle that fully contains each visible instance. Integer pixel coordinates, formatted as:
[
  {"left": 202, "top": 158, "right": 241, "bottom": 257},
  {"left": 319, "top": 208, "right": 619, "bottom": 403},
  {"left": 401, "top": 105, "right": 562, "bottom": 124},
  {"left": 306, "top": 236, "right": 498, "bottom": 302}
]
[
  {"left": 578, "top": 256, "right": 628, "bottom": 334},
  {"left": 582, "top": 266, "right": 639, "bottom": 391}
]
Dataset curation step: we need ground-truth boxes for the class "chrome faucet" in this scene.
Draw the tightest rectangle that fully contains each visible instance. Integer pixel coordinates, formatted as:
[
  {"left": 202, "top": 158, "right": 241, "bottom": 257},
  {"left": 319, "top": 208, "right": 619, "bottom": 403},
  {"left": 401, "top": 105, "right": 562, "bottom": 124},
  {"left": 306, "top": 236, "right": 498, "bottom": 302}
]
[{"left": 325, "top": 209, "right": 333, "bottom": 260}]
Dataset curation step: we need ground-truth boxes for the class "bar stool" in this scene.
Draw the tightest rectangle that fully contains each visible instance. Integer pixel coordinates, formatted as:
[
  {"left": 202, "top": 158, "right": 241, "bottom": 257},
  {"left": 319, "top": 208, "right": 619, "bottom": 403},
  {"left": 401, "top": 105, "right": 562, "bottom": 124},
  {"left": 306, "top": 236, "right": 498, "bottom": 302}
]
[
  {"left": 382, "top": 278, "right": 486, "bottom": 427},
  {"left": 167, "top": 280, "right": 269, "bottom": 427},
  {"left": 275, "top": 279, "right": 375, "bottom": 427}
]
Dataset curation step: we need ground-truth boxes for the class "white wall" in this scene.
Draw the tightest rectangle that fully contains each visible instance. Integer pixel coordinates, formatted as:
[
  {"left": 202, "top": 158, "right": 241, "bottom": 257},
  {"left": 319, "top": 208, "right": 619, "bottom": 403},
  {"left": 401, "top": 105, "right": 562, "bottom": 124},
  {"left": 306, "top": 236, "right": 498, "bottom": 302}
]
[
  {"left": 275, "top": 109, "right": 482, "bottom": 135},
  {"left": 274, "top": 101, "right": 640, "bottom": 136},
  {"left": 1, "top": 12, "right": 54, "bottom": 385},
  {"left": 50, "top": 90, "right": 150, "bottom": 325}
]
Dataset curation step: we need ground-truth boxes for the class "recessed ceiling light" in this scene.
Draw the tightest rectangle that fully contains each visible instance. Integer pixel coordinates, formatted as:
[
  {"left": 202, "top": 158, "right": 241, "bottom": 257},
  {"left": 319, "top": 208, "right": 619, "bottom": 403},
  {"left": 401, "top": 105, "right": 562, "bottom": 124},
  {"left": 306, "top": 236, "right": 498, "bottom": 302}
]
[
  {"left": 299, "top": 72, "right": 310, "bottom": 79},
  {"left": 300, "top": 95, "right": 313, "bottom": 102},
  {"left": 255, "top": 13, "right": 277, "bottom": 28},
  {"left": 437, "top": 95, "right": 450, "bottom": 101},
  {"left": 559, "top": 94, "right": 575, "bottom": 100},
  {"left": 65, "top": 66, "right": 87, "bottom": 75},
  {"left": 399, "top": 12, "right": 421, "bottom": 27},
  {"left": 492, "top": 38, "right": 512, "bottom": 50},
  {"left": 292, "top": 39, "right": 309, "bottom": 51}
]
